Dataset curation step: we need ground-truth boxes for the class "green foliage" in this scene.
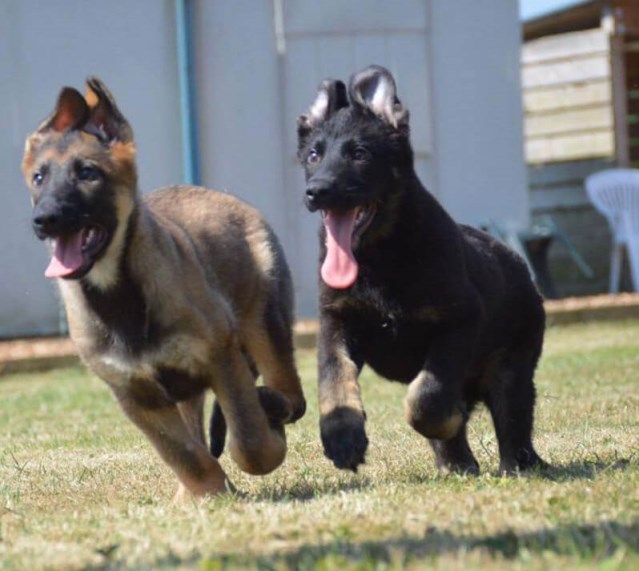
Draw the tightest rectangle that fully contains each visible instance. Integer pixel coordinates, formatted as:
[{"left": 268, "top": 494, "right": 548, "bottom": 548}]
[{"left": 0, "top": 320, "right": 638, "bottom": 570}]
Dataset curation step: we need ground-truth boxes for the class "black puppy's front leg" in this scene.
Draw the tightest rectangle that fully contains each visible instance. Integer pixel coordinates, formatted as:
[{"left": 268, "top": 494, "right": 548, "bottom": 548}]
[
  {"left": 404, "top": 321, "right": 478, "bottom": 440},
  {"left": 318, "top": 313, "right": 368, "bottom": 472},
  {"left": 404, "top": 319, "right": 482, "bottom": 475},
  {"left": 405, "top": 369, "right": 466, "bottom": 440}
]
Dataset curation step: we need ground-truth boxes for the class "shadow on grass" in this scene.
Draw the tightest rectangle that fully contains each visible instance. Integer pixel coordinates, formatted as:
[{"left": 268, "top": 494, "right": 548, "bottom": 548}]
[
  {"left": 250, "top": 456, "right": 636, "bottom": 504},
  {"left": 536, "top": 456, "right": 635, "bottom": 482},
  {"left": 103, "top": 519, "right": 637, "bottom": 570},
  {"left": 212, "top": 519, "right": 638, "bottom": 569},
  {"left": 252, "top": 475, "right": 376, "bottom": 503}
]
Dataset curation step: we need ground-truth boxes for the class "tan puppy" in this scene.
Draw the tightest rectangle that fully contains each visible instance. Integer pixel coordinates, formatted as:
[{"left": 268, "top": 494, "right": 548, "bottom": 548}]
[{"left": 22, "top": 78, "right": 306, "bottom": 500}]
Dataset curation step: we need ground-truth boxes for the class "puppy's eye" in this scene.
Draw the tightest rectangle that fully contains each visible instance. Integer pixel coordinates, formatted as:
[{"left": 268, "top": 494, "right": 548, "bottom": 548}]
[
  {"left": 353, "top": 147, "right": 370, "bottom": 162},
  {"left": 307, "top": 149, "right": 321, "bottom": 165},
  {"left": 78, "top": 165, "right": 102, "bottom": 182},
  {"left": 32, "top": 172, "right": 44, "bottom": 186}
]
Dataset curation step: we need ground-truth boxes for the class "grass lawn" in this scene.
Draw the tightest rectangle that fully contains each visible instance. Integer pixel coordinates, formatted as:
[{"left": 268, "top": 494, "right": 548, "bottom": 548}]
[{"left": 1, "top": 320, "right": 638, "bottom": 570}]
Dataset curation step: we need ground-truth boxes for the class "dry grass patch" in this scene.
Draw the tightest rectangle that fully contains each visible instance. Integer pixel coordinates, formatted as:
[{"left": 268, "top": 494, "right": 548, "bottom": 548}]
[{"left": 1, "top": 320, "right": 638, "bottom": 570}]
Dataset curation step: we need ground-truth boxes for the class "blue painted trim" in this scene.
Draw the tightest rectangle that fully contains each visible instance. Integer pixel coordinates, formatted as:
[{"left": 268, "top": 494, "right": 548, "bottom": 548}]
[{"left": 176, "top": 0, "right": 200, "bottom": 185}]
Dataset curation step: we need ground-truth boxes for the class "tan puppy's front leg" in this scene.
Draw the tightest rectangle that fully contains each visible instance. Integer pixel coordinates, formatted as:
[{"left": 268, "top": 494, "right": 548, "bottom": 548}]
[
  {"left": 115, "top": 389, "right": 230, "bottom": 500},
  {"left": 213, "top": 347, "right": 287, "bottom": 475}
]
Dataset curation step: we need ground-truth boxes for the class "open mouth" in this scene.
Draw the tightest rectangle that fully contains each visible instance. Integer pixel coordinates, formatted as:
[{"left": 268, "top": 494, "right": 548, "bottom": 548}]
[
  {"left": 45, "top": 224, "right": 109, "bottom": 279},
  {"left": 321, "top": 204, "right": 376, "bottom": 290}
]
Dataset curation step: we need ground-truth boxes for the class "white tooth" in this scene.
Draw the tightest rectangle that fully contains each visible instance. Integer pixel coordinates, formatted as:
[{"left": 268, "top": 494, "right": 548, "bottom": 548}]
[{"left": 83, "top": 228, "right": 93, "bottom": 249}]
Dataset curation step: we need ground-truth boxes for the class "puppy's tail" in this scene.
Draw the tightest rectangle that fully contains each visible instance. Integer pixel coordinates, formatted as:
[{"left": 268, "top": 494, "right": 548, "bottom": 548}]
[{"left": 209, "top": 400, "right": 227, "bottom": 458}]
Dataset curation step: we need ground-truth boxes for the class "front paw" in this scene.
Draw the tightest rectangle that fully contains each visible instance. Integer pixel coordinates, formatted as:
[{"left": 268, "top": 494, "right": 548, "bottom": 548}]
[{"left": 320, "top": 407, "right": 368, "bottom": 472}]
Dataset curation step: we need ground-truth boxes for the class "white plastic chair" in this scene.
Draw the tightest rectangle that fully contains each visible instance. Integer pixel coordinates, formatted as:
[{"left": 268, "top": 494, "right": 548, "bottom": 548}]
[{"left": 585, "top": 168, "right": 639, "bottom": 293}]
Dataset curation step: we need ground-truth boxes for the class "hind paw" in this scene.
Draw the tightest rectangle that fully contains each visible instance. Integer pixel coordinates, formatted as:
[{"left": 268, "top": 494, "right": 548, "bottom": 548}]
[{"left": 499, "top": 450, "right": 548, "bottom": 475}]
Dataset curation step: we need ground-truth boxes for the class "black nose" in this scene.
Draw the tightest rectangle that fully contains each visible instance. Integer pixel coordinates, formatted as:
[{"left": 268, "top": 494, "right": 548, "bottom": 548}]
[
  {"left": 32, "top": 197, "right": 69, "bottom": 239},
  {"left": 305, "top": 181, "right": 335, "bottom": 212}
]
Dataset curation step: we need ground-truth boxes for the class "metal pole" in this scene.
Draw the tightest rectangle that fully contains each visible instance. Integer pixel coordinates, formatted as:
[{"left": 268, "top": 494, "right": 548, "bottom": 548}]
[{"left": 175, "top": 0, "right": 201, "bottom": 185}]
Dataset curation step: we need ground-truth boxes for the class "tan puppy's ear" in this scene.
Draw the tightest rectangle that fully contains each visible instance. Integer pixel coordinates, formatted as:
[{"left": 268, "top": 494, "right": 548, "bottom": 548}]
[
  {"left": 84, "top": 81, "right": 99, "bottom": 108},
  {"left": 37, "top": 87, "right": 89, "bottom": 133},
  {"left": 83, "top": 77, "right": 134, "bottom": 143},
  {"left": 22, "top": 87, "right": 89, "bottom": 174}
]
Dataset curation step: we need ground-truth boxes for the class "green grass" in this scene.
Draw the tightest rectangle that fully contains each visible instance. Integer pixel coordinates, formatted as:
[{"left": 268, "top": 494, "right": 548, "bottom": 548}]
[{"left": 1, "top": 320, "right": 638, "bottom": 570}]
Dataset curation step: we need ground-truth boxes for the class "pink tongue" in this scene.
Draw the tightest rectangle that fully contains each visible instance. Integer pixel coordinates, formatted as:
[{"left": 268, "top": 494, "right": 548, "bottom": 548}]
[
  {"left": 321, "top": 209, "right": 359, "bottom": 289},
  {"left": 45, "top": 232, "right": 85, "bottom": 278}
]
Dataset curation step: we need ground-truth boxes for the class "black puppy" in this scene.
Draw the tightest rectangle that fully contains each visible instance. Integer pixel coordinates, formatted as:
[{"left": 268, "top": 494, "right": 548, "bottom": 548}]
[{"left": 297, "top": 65, "right": 546, "bottom": 475}]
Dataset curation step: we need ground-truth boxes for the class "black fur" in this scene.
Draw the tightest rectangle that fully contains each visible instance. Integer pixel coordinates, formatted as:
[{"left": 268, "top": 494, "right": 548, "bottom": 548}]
[
  {"left": 155, "top": 367, "right": 209, "bottom": 403},
  {"left": 298, "top": 65, "right": 546, "bottom": 475}
]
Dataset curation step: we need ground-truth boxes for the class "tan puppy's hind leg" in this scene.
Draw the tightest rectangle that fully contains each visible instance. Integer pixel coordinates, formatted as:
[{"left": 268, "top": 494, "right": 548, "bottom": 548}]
[
  {"left": 242, "top": 308, "right": 306, "bottom": 422},
  {"left": 213, "top": 347, "right": 287, "bottom": 475}
]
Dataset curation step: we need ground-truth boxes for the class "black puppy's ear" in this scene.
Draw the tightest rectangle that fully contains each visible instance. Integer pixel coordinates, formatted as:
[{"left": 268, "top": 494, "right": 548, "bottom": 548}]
[
  {"left": 348, "top": 65, "right": 408, "bottom": 129},
  {"left": 298, "top": 79, "right": 348, "bottom": 141},
  {"left": 83, "top": 77, "right": 134, "bottom": 143},
  {"left": 37, "top": 87, "right": 90, "bottom": 133}
]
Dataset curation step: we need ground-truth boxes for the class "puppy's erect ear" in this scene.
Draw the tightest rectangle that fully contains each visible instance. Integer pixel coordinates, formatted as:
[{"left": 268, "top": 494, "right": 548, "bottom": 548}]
[
  {"left": 83, "top": 77, "right": 134, "bottom": 143},
  {"left": 23, "top": 88, "right": 90, "bottom": 173},
  {"left": 298, "top": 79, "right": 348, "bottom": 144},
  {"left": 348, "top": 65, "right": 408, "bottom": 129},
  {"left": 37, "top": 87, "right": 90, "bottom": 133}
]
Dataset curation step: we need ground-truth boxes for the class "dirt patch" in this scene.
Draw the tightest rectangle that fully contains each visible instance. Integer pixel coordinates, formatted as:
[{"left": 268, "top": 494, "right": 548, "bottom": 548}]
[
  {"left": 545, "top": 292, "right": 639, "bottom": 312},
  {"left": 2, "top": 294, "right": 639, "bottom": 374},
  {"left": 0, "top": 337, "right": 78, "bottom": 375},
  {"left": 0, "top": 336, "right": 75, "bottom": 362}
]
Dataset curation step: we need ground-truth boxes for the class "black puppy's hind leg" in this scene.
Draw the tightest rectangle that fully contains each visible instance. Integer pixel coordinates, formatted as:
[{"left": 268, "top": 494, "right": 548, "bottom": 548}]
[
  {"left": 486, "top": 347, "right": 546, "bottom": 474},
  {"left": 428, "top": 421, "right": 479, "bottom": 476}
]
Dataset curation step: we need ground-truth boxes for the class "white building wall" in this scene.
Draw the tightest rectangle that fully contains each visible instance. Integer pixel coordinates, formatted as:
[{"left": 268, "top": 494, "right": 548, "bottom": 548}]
[
  {"left": 429, "top": 0, "right": 530, "bottom": 227},
  {"left": 193, "top": 0, "right": 288, "bottom": 235},
  {"left": 275, "top": 0, "right": 436, "bottom": 316}
]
